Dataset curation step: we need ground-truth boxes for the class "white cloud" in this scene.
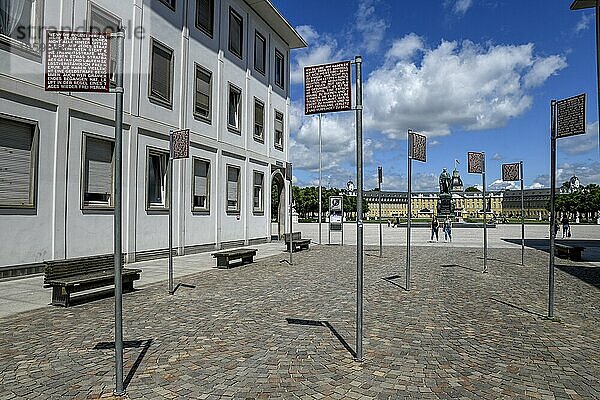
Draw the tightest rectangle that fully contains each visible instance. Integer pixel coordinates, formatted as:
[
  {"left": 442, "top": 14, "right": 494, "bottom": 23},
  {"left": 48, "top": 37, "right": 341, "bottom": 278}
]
[
  {"left": 575, "top": 13, "right": 593, "bottom": 33},
  {"left": 453, "top": 0, "right": 473, "bottom": 15},
  {"left": 558, "top": 121, "right": 598, "bottom": 155},
  {"left": 364, "top": 38, "right": 567, "bottom": 138},
  {"left": 523, "top": 56, "right": 568, "bottom": 88},
  {"left": 290, "top": 26, "right": 344, "bottom": 84},
  {"left": 488, "top": 179, "right": 518, "bottom": 191},
  {"left": 491, "top": 153, "right": 503, "bottom": 161},
  {"left": 386, "top": 33, "right": 424, "bottom": 61},
  {"left": 529, "top": 182, "right": 545, "bottom": 189},
  {"left": 355, "top": 0, "right": 388, "bottom": 55}
]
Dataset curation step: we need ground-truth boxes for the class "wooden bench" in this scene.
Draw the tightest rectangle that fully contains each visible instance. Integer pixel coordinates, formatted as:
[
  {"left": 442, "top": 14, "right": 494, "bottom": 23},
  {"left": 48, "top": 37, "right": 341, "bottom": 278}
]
[
  {"left": 211, "top": 249, "right": 258, "bottom": 268},
  {"left": 44, "top": 254, "right": 142, "bottom": 307},
  {"left": 284, "top": 232, "right": 311, "bottom": 252},
  {"left": 555, "top": 243, "right": 584, "bottom": 261}
]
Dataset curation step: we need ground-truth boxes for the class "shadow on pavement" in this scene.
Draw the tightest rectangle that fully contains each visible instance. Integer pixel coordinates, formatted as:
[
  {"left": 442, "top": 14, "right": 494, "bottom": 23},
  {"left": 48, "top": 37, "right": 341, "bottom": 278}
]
[
  {"left": 489, "top": 298, "right": 545, "bottom": 318},
  {"left": 556, "top": 264, "right": 600, "bottom": 290},
  {"left": 381, "top": 275, "right": 407, "bottom": 291},
  {"left": 502, "top": 238, "right": 600, "bottom": 262},
  {"left": 440, "top": 264, "right": 480, "bottom": 273},
  {"left": 93, "top": 339, "right": 154, "bottom": 390},
  {"left": 286, "top": 318, "right": 356, "bottom": 358}
]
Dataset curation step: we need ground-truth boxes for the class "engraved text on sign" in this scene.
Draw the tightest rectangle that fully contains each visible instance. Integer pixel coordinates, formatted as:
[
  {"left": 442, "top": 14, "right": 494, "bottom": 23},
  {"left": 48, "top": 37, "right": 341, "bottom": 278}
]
[
  {"left": 304, "top": 61, "right": 352, "bottom": 115},
  {"left": 556, "top": 94, "right": 586, "bottom": 138},
  {"left": 45, "top": 31, "right": 110, "bottom": 92}
]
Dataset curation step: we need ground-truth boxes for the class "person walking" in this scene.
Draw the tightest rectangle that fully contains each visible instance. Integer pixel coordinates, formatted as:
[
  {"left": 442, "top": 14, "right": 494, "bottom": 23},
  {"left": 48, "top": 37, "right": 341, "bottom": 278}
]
[
  {"left": 444, "top": 216, "right": 452, "bottom": 242},
  {"left": 562, "top": 215, "right": 571, "bottom": 238},
  {"left": 430, "top": 216, "right": 439, "bottom": 242}
]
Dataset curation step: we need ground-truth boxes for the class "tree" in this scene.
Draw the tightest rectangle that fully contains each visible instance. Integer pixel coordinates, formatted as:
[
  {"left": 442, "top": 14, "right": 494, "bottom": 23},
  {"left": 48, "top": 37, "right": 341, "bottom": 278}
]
[{"left": 465, "top": 186, "right": 481, "bottom": 192}]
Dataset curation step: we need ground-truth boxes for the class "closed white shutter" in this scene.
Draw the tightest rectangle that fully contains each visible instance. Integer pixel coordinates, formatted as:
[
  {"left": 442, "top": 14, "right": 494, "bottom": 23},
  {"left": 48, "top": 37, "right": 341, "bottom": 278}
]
[
  {"left": 227, "top": 167, "right": 238, "bottom": 201},
  {"left": 86, "top": 136, "right": 113, "bottom": 195},
  {"left": 194, "top": 160, "right": 208, "bottom": 196},
  {"left": 151, "top": 43, "right": 172, "bottom": 102},
  {"left": 0, "top": 118, "right": 34, "bottom": 206}
]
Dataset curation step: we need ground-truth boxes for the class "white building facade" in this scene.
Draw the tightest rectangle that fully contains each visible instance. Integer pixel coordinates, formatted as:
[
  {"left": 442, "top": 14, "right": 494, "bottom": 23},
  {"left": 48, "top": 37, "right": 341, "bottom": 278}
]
[{"left": 0, "top": 0, "right": 306, "bottom": 276}]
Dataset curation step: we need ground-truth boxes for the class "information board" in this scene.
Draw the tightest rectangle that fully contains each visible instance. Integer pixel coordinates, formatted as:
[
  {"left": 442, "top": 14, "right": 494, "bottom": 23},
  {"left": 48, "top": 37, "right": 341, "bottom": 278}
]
[
  {"left": 304, "top": 61, "right": 352, "bottom": 115},
  {"left": 502, "top": 162, "right": 521, "bottom": 181},
  {"left": 45, "top": 31, "right": 110, "bottom": 92},
  {"left": 409, "top": 132, "right": 427, "bottom": 162},
  {"left": 170, "top": 129, "right": 190, "bottom": 159},
  {"left": 556, "top": 94, "right": 586, "bottom": 138},
  {"left": 468, "top": 152, "right": 484, "bottom": 174}
]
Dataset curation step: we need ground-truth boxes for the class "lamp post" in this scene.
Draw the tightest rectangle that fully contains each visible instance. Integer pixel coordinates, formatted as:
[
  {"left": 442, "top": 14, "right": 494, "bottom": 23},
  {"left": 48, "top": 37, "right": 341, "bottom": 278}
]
[{"left": 571, "top": 0, "right": 600, "bottom": 154}]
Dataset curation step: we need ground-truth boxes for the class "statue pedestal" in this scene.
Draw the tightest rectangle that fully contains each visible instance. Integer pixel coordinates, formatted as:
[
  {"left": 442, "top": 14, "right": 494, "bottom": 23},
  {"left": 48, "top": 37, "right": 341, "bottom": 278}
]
[{"left": 437, "top": 193, "right": 454, "bottom": 220}]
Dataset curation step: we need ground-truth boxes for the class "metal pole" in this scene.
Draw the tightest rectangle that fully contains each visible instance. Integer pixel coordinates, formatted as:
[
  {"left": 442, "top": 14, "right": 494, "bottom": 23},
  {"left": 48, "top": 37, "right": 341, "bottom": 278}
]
[
  {"left": 168, "top": 132, "right": 174, "bottom": 295},
  {"left": 406, "top": 130, "right": 412, "bottom": 291},
  {"left": 520, "top": 161, "right": 525, "bottom": 266},
  {"left": 482, "top": 153, "right": 487, "bottom": 273},
  {"left": 289, "top": 176, "right": 293, "bottom": 265},
  {"left": 112, "top": 30, "right": 125, "bottom": 397},
  {"left": 318, "top": 114, "right": 322, "bottom": 244},
  {"left": 549, "top": 100, "right": 557, "bottom": 318},
  {"left": 355, "top": 55, "right": 363, "bottom": 362},
  {"left": 378, "top": 167, "right": 382, "bottom": 257}
]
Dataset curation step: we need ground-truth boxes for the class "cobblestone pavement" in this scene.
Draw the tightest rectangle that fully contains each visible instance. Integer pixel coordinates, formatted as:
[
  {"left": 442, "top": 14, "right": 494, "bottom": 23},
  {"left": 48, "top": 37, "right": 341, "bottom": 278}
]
[{"left": 1, "top": 245, "right": 599, "bottom": 399}]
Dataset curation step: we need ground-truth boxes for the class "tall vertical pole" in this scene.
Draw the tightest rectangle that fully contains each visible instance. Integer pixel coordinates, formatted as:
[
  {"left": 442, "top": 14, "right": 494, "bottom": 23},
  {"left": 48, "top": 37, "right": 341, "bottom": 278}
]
[
  {"left": 520, "top": 161, "right": 525, "bottom": 266},
  {"left": 318, "top": 114, "right": 322, "bottom": 244},
  {"left": 406, "top": 130, "right": 412, "bottom": 291},
  {"left": 112, "top": 31, "right": 125, "bottom": 397},
  {"left": 355, "top": 55, "right": 364, "bottom": 362},
  {"left": 378, "top": 166, "right": 382, "bottom": 257},
  {"left": 168, "top": 132, "right": 174, "bottom": 295},
  {"left": 549, "top": 100, "right": 557, "bottom": 318},
  {"left": 482, "top": 153, "right": 488, "bottom": 273},
  {"left": 289, "top": 168, "right": 293, "bottom": 265}
]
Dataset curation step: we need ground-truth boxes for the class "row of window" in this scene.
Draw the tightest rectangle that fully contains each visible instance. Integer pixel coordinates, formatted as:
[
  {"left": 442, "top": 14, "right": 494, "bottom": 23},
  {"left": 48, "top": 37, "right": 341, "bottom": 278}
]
[
  {"left": 157, "top": 0, "right": 286, "bottom": 88},
  {"left": 0, "top": 116, "right": 266, "bottom": 214},
  {"left": 150, "top": 42, "right": 284, "bottom": 149}
]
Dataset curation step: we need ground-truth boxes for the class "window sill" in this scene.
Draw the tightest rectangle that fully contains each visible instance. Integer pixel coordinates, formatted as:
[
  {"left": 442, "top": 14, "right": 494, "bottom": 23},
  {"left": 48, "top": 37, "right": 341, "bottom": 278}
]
[
  {"left": 253, "top": 136, "right": 264, "bottom": 144},
  {"left": 0, "top": 204, "right": 35, "bottom": 210},
  {"left": 253, "top": 210, "right": 264, "bottom": 216},
  {"left": 226, "top": 210, "right": 240, "bottom": 215},
  {"left": 192, "top": 209, "right": 210, "bottom": 215},
  {"left": 196, "top": 25, "right": 214, "bottom": 38},
  {"left": 254, "top": 67, "right": 265, "bottom": 76},
  {"left": 0, "top": 37, "right": 42, "bottom": 62},
  {"left": 146, "top": 206, "right": 169, "bottom": 213},
  {"left": 274, "top": 145, "right": 284, "bottom": 151},
  {"left": 227, "top": 126, "right": 241, "bottom": 135},
  {"left": 148, "top": 95, "right": 173, "bottom": 110},
  {"left": 193, "top": 113, "right": 212, "bottom": 124}
]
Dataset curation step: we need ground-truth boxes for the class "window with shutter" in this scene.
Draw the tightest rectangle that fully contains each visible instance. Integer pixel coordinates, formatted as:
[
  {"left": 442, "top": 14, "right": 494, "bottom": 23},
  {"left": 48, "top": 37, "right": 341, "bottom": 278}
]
[
  {"left": 150, "top": 40, "right": 173, "bottom": 107},
  {"left": 228, "top": 7, "right": 243, "bottom": 59},
  {"left": 254, "top": 98, "right": 264, "bottom": 141},
  {"left": 275, "top": 49, "right": 284, "bottom": 89},
  {"left": 0, "top": 117, "right": 35, "bottom": 207},
  {"left": 194, "top": 65, "right": 211, "bottom": 122},
  {"left": 227, "top": 84, "right": 241, "bottom": 133},
  {"left": 253, "top": 171, "right": 264, "bottom": 213},
  {"left": 193, "top": 158, "right": 210, "bottom": 211},
  {"left": 254, "top": 31, "right": 266, "bottom": 74},
  {"left": 83, "top": 135, "right": 114, "bottom": 207},
  {"left": 226, "top": 165, "right": 240, "bottom": 212},
  {"left": 196, "top": 0, "right": 213, "bottom": 37},
  {"left": 147, "top": 150, "right": 168, "bottom": 209},
  {"left": 274, "top": 110, "right": 284, "bottom": 150}
]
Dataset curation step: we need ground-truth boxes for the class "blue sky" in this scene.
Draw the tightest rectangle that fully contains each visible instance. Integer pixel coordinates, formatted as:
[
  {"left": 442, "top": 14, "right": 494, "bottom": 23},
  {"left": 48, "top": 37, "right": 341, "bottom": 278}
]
[{"left": 272, "top": 0, "right": 600, "bottom": 192}]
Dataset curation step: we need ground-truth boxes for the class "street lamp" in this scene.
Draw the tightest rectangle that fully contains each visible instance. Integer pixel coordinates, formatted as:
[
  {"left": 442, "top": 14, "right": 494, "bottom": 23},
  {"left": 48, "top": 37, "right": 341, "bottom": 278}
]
[{"left": 571, "top": 0, "right": 600, "bottom": 153}]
